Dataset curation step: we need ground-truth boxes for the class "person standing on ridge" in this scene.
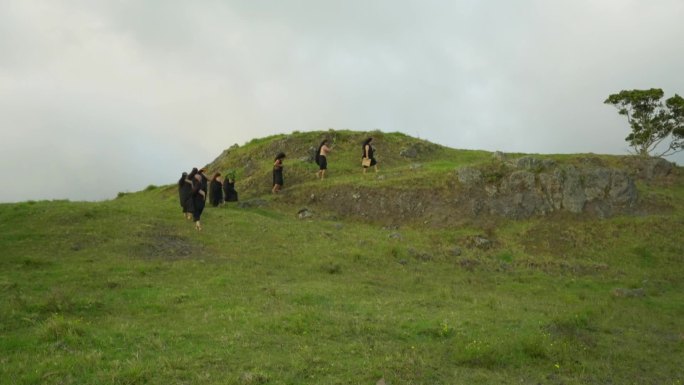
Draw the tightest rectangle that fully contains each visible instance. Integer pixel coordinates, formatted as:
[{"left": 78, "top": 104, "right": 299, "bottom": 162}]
[
  {"left": 272, "top": 152, "right": 286, "bottom": 194},
  {"left": 316, "top": 139, "right": 332, "bottom": 179},
  {"left": 362, "top": 137, "right": 378, "bottom": 174}
]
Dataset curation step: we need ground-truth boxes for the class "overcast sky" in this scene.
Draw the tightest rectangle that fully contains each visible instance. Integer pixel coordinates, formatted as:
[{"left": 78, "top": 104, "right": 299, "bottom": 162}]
[{"left": 1, "top": 0, "right": 683, "bottom": 202}]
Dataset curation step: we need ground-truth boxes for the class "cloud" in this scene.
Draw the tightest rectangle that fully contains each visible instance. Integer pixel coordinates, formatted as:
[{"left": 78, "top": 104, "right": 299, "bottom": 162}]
[{"left": 1, "top": 0, "right": 683, "bottom": 201}]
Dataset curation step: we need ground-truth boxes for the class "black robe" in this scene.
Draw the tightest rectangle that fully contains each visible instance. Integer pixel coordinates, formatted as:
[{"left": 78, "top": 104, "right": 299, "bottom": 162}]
[
  {"left": 179, "top": 174, "right": 193, "bottom": 213},
  {"left": 273, "top": 160, "right": 284, "bottom": 186},
  {"left": 223, "top": 179, "right": 238, "bottom": 202},
  {"left": 191, "top": 178, "right": 206, "bottom": 222},
  {"left": 182, "top": 169, "right": 198, "bottom": 214},
  {"left": 209, "top": 180, "right": 223, "bottom": 207}
]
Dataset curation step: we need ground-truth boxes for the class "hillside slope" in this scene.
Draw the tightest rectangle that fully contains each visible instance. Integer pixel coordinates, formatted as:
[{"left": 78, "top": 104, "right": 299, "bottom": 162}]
[{"left": 1, "top": 131, "right": 683, "bottom": 384}]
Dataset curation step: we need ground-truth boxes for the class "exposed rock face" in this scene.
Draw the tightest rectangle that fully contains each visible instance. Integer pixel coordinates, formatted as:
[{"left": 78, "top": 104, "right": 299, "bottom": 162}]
[
  {"left": 624, "top": 157, "right": 674, "bottom": 180},
  {"left": 281, "top": 156, "right": 664, "bottom": 225},
  {"left": 456, "top": 159, "right": 638, "bottom": 219}
]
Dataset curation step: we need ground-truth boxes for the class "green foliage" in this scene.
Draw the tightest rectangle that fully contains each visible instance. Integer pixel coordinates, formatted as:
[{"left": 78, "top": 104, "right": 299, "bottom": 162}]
[{"left": 604, "top": 88, "right": 684, "bottom": 157}]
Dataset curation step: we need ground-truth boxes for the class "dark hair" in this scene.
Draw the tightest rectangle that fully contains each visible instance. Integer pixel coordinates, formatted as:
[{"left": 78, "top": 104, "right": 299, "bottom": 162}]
[
  {"left": 363, "top": 137, "right": 373, "bottom": 146},
  {"left": 213, "top": 172, "right": 221, "bottom": 179},
  {"left": 316, "top": 139, "right": 328, "bottom": 159},
  {"left": 188, "top": 168, "right": 198, "bottom": 179},
  {"left": 275, "top": 152, "right": 286, "bottom": 160},
  {"left": 178, "top": 172, "right": 188, "bottom": 187}
]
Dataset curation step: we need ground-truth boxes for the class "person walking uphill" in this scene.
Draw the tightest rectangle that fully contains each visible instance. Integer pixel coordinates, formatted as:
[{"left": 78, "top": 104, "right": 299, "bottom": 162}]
[
  {"left": 181, "top": 168, "right": 198, "bottom": 220},
  {"left": 316, "top": 139, "right": 332, "bottom": 179},
  {"left": 178, "top": 172, "right": 189, "bottom": 217},
  {"left": 272, "top": 152, "right": 286, "bottom": 194},
  {"left": 209, "top": 172, "right": 223, "bottom": 207},
  {"left": 362, "top": 137, "right": 378, "bottom": 174},
  {"left": 191, "top": 173, "right": 207, "bottom": 231}
]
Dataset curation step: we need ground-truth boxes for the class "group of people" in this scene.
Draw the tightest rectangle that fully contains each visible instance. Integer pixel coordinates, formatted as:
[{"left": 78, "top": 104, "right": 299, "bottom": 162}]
[
  {"left": 178, "top": 137, "right": 379, "bottom": 230},
  {"left": 273, "top": 136, "right": 379, "bottom": 192},
  {"left": 177, "top": 168, "right": 238, "bottom": 231}
]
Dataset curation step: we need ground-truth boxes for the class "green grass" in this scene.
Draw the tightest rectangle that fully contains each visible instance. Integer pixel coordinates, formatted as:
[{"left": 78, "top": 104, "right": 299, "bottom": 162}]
[
  {"left": 1, "top": 131, "right": 683, "bottom": 384},
  {"left": 1, "top": 185, "right": 683, "bottom": 385}
]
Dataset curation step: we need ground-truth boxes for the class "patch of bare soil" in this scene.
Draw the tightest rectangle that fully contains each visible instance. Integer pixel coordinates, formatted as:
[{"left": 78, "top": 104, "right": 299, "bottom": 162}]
[{"left": 134, "top": 225, "right": 200, "bottom": 261}]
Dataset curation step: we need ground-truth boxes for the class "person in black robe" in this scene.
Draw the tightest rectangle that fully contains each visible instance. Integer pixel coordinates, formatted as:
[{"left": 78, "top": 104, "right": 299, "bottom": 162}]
[
  {"left": 209, "top": 173, "right": 223, "bottom": 207},
  {"left": 362, "top": 137, "right": 378, "bottom": 174},
  {"left": 223, "top": 175, "right": 238, "bottom": 202},
  {"left": 181, "top": 168, "right": 198, "bottom": 220},
  {"left": 178, "top": 171, "right": 188, "bottom": 209},
  {"left": 272, "top": 152, "right": 286, "bottom": 194},
  {"left": 191, "top": 173, "right": 206, "bottom": 231},
  {"left": 199, "top": 167, "right": 209, "bottom": 192}
]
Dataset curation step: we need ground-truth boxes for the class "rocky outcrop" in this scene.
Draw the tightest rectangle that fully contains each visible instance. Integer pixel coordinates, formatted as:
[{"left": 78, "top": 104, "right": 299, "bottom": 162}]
[
  {"left": 623, "top": 157, "right": 675, "bottom": 181},
  {"left": 456, "top": 158, "right": 638, "bottom": 219}
]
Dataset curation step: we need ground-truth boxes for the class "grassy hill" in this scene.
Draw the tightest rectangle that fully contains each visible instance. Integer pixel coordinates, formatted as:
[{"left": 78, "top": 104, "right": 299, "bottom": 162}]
[{"left": 1, "top": 131, "right": 683, "bottom": 384}]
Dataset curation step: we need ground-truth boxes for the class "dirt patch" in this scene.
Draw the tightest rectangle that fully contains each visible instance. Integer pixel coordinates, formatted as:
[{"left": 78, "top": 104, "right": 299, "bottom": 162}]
[{"left": 133, "top": 226, "right": 200, "bottom": 261}]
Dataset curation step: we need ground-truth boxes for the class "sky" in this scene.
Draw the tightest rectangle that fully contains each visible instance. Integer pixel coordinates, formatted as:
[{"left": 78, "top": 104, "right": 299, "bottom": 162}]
[{"left": 1, "top": 0, "right": 683, "bottom": 202}]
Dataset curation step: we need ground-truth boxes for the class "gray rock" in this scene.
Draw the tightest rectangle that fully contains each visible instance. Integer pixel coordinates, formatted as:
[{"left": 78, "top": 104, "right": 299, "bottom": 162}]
[
  {"left": 639, "top": 158, "right": 674, "bottom": 180},
  {"left": 410, "top": 163, "right": 423, "bottom": 170},
  {"left": 539, "top": 170, "right": 564, "bottom": 211},
  {"left": 457, "top": 167, "right": 484, "bottom": 186},
  {"left": 389, "top": 232, "right": 402, "bottom": 239},
  {"left": 501, "top": 171, "right": 536, "bottom": 192},
  {"left": 561, "top": 166, "right": 586, "bottom": 213},
  {"left": 449, "top": 247, "right": 462, "bottom": 257},
  {"left": 516, "top": 157, "right": 545, "bottom": 170},
  {"left": 608, "top": 170, "right": 637, "bottom": 205},
  {"left": 583, "top": 168, "right": 612, "bottom": 201},
  {"left": 298, "top": 208, "right": 313, "bottom": 219}
]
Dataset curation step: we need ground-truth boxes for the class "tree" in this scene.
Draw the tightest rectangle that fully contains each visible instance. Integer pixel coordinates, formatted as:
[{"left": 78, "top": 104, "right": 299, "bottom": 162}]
[{"left": 604, "top": 88, "right": 684, "bottom": 157}]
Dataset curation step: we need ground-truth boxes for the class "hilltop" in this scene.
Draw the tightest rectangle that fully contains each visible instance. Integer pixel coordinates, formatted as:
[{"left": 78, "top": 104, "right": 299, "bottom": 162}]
[
  {"left": 1, "top": 130, "right": 683, "bottom": 384},
  {"left": 204, "top": 130, "right": 680, "bottom": 226}
]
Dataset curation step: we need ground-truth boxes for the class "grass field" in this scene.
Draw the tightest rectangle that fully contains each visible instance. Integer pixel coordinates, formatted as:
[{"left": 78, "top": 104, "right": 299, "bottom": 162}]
[
  {"left": 1, "top": 183, "right": 683, "bottom": 384},
  {"left": 2, "top": 131, "right": 683, "bottom": 384}
]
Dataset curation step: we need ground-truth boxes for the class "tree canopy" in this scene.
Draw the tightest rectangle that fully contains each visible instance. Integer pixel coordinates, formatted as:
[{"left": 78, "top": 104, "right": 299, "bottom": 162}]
[{"left": 604, "top": 88, "right": 684, "bottom": 157}]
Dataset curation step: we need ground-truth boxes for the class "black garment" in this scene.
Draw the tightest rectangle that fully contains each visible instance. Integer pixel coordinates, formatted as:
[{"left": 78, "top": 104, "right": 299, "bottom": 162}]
[
  {"left": 273, "top": 160, "right": 284, "bottom": 186},
  {"left": 318, "top": 155, "right": 328, "bottom": 170},
  {"left": 180, "top": 179, "right": 194, "bottom": 213},
  {"left": 200, "top": 173, "right": 208, "bottom": 192},
  {"left": 209, "top": 180, "right": 223, "bottom": 207},
  {"left": 178, "top": 173, "right": 188, "bottom": 209},
  {"left": 191, "top": 179, "right": 206, "bottom": 222},
  {"left": 223, "top": 180, "right": 238, "bottom": 202},
  {"left": 362, "top": 144, "right": 377, "bottom": 167}
]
